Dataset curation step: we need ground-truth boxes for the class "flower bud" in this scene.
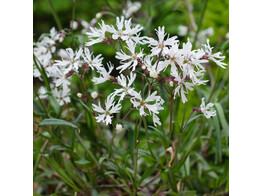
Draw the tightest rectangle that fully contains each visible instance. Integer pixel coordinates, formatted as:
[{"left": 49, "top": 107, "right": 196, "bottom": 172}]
[
  {"left": 196, "top": 108, "right": 201, "bottom": 113},
  {"left": 65, "top": 69, "right": 75, "bottom": 78},
  {"left": 116, "top": 124, "right": 123, "bottom": 131},
  {"left": 141, "top": 65, "right": 146, "bottom": 70},
  {"left": 150, "top": 71, "right": 159, "bottom": 79},
  {"left": 59, "top": 34, "right": 65, "bottom": 43},
  {"left": 70, "top": 21, "right": 78, "bottom": 30},
  {"left": 96, "top": 12, "right": 103, "bottom": 19},
  {"left": 77, "top": 93, "right": 83, "bottom": 98},
  {"left": 82, "top": 62, "right": 89, "bottom": 73},
  {"left": 91, "top": 92, "right": 98, "bottom": 99},
  {"left": 169, "top": 81, "right": 174, "bottom": 87}
]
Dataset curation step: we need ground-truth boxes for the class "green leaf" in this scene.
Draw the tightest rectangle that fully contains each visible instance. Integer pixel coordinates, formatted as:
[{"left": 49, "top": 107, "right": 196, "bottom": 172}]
[
  {"left": 138, "top": 164, "right": 158, "bottom": 186},
  {"left": 39, "top": 118, "right": 78, "bottom": 129},
  {"left": 49, "top": 95, "right": 61, "bottom": 115},
  {"left": 171, "top": 190, "right": 196, "bottom": 196},
  {"left": 99, "top": 157, "right": 107, "bottom": 164},
  {"left": 49, "top": 145, "right": 68, "bottom": 154},
  {"left": 74, "top": 158, "right": 90, "bottom": 165},
  {"left": 212, "top": 115, "right": 222, "bottom": 164},
  {"left": 173, "top": 153, "right": 189, "bottom": 173},
  {"left": 47, "top": 156, "right": 80, "bottom": 191},
  {"left": 214, "top": 102, "right": 229, "bottom": 145}
]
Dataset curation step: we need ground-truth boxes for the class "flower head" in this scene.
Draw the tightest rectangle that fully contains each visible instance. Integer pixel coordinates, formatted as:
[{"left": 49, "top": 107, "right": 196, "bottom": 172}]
[
  {"left": 92, "top": 96, "right": 122, "bottom": 125},
  {"left": 200, "top": 98, "right": 216, "bottom": 118}
]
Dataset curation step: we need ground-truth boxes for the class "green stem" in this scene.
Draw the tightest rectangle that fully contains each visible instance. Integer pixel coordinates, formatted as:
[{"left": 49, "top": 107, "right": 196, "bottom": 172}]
[
  {"left": 33, "top": 55, "right": 51, "bottom": 92},
  {"left": 72, "top": 0, "right": 76, "bottom": 22},
  {"left": 75, "top": 130, "right": 100, "bottom": 168},
  {"left": 33, "top": 139, "right": 49, "bottom": 180},
  {"left": 180, "top": 101, "right": 187, "bottom": 132},
  {"left": 192, "top": 0, "right": 209, "bottom": 48},
  {"left": 168, "top": 92, "right": 174, "bottom": 147},
  {"left": 47, "top": 0, "right": 63, "bottom": 30},
  {"left": 109, "top": 128, "right": 117, "bottom": 159},
  {"left": 143, "top": 118, "right": 156, "bottom": 160},
  {"left": 134, "top": 117, "right": 143, "bottom": 195}
]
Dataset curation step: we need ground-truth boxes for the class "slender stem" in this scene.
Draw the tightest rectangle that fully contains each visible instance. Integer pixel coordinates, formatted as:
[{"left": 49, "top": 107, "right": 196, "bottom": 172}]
[
  {"left": 33, "top": 87, "right": 49, "bottom": 117},
  {"left": 192, "top": 0, "right": 209, "bottom": 48},
  {"left": 134, "top": 117, "right": 143, "bottom": 195},
  {"left": 72, "top": 0, "right": 76, "bottom": 22},
  {"left": 181, "top": 110, "right": 194, "bottom": 133},
  {"left": 180, "top": 101, "right": 187, "bottom": 132},
  {"left": 185, "top": 0, "right": 197, "bottom": 31},
  {"left": 75, "top": 130, "right": 100, "bottom": 168},
  {"left": 47, "top": 0, "right": 63, "bottom": 30},
  {"left": 33, "top": 139, "right": 49, "bottom": 179},
  {"left": 118, "top": 38, "right": 125, "bottom": 52},
  {"left": 143, "top": 117, "right": 156, "bottom": 160},
  {"left": 122, "top": 108, "right": 134, "bottom": 121},
  {"left": 155, "top": 49, "right": 163, "bottom": 70},
  {"left": 109, "top": 128, "right": 117, "bottom": 159},
  {"left": 168, "top": 89, "right": 174, "bottom": 147},
  {"left": 141, "top": 171, "right": 160, "bottom": 187}
]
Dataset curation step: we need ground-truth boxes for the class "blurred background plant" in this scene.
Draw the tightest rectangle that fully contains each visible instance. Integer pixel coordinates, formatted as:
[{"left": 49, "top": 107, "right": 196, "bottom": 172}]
[{"left": 33, "top": 0, "right": 229, "bottom": 195}]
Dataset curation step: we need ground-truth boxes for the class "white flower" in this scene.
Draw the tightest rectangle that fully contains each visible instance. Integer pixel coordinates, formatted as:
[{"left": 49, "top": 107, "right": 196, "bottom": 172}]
[
  {"left": 116, "top": 124, "right": 123, "bottom": 131},
  {"left": 91, "top": 91, "right": 98, "bottom": 99},
  {"left": 54, "top": 48, "right": 83, "bottom": 74},
  {"left": 52, "top": 86, "right": 71, "bottom": 106},
  {"left": 144, "top": 26, "right": 178, "bottom": 56},
  {"left": 161, "top": 43, "right": 182, "bottom": 75},
  {"left": 81, "top": 20, "right": 90, "bottom": 34},
  {"left": 38, "top": 86, "right": 48, "bottom": 99},
  {"left": 173, "top": 73, "right": 194, "bottom": 103},
  {"left": 92, "top": 62, "right": 114, "bottom": 84},
  {"left": 110, "top": 72, "right": 136, "bottom": 100},
  {"left": 178, "top": 25, "right": 188, "bottom": 36},
  {"left": 107, "top": 16, "right": 126, "bottom": 40},
  {"left": 130, "top": 91, "right": 164, "bottom": 126},
  {"left": 122, "top": 1, "right": 141, "bottom": 18},
  {"left": 86, "top": 20, "right": 108, "bottom": 46},
  {"left": 202, "top": 39, "right": 227, "bottom": 69},
  {"left": 123, "top": 19, "right": 144, "bottom": 44},
  {"left": 200, "top": 98, "right": 216, "bottom": 118},
  {"left": 82, "top": 47, "right": 103, "bottom": 71},
  {"left": 51, "top": 67, "right": 71, "bottom": 88},
  {"left": 116, "top": 40, "right": 143, "bottom": 72},
  {"left": 50, "top": 27, "right": 60, "bottom": 41},
  {"left": 144, "top": 55, "right": 165, "bottom": 79},
  {"left": 92, "top": 96, "right": 122, "bottom": 125}
]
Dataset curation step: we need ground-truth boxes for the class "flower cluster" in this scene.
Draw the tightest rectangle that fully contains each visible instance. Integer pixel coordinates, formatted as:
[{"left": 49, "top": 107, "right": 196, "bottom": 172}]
[
  {"left": 34, "top": 16, "right": 226, "bottom": 125},
  {"left": 82, "top": 16, "right": 226, "bottom": 126}
]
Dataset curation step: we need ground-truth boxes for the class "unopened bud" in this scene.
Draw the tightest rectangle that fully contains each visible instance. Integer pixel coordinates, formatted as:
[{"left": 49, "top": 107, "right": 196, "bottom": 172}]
[
  {"left": 169, "top": 81, "right": 174, "bottom": 87},
  {"left": 196, "top": 108, "right": 201, "bottom": 113},
  {"left": 116, "top": 124, "right": 123, "bottom": 131},
  {"left": 91, "top": 92, "right": 98, "bottom": 99},
  {"left": 77, "top": 93, "right": 83, "bottom": 98},
  {"left": 96, "top": 12, "right": 103, "bottom": 19},
  {"left": 65, "top": 69, "right": 75, "bottom": 78},
  {"left": 150, "top": 71, "right": 159, "bottom": 79},
  {"left": 201, "top": 54, "right": 209, "bottom": 60},
  {"left": 59, "top": 34, "right": 65, "bottom": 43},
  {"left": 70, "top": 21, "right": 78, "bottom": 30},
  {"left": 82, "top": 62, "right": 89, "bottom": 73},
  {"left": 136, "top": 140, "right": 139, "bottom": 144},
  {"left": 141, "top": 65, "right": 146, "bottom": 70},
  {"left": 144, "top": 69, "right": 149, "bottom": 75}
]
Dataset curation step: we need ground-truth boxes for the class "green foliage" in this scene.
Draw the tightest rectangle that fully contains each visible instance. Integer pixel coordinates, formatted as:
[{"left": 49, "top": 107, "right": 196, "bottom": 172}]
[{"left": 33, "top": 0, "right": 229, "bottom": 195}]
